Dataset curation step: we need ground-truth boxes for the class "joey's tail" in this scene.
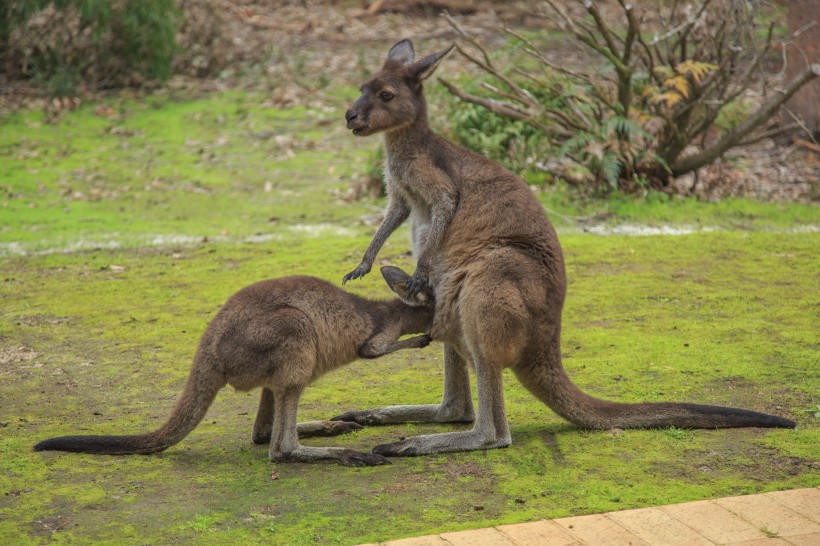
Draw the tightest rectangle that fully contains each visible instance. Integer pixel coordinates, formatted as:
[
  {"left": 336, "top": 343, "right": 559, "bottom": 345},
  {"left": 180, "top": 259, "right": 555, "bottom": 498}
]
[
  {"left": 34, "top": 354, "right": 225, "bottom": 455},
  {"left": 514, "top": 351, "right": 795, "bottom": 430}
]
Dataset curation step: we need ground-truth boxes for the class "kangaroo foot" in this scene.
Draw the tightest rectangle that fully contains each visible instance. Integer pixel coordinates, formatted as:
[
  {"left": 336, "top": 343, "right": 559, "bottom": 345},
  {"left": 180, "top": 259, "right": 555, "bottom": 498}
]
[
  {"left": 297, "top": 420, "right": 364, "bottom": 438},
  {"left": 332, "top": 404, "right": 475, "bottom": 426},
  {"left": 253, "top": 420, "right": 363, "bottom": 444},
  {"left": 269, "top": 445, "right": 390, "bottom": 466},
  {"left": 331, "top": 409, "right": 383, "bottom": 426},
  {"left": 272, "top": 446, "right": 391, "bottom": 466},
  {"left": 252, "top": 432, "right": 270, "bottom": 445},
  {"left": 372, "top": 431, "right": 511, "bottom": 457},
  {"left": 337, "top": 449, "right": 392, "bottom": 467}
]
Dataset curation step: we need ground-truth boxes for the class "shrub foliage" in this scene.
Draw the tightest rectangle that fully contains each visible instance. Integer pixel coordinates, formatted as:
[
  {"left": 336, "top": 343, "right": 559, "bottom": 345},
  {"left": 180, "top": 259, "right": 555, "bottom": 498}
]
[
  {"left": 0, "top": 0, "right": 178, "bottom": 95},
  {"left": 442, "top": 0, "right": 819, "bottom": 194}
]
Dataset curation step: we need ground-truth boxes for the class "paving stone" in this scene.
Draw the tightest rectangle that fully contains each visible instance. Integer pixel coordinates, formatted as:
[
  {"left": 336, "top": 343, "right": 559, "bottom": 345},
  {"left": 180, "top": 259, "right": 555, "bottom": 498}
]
[
  {"left": 765, "top": 488, "right": 820, "bottom": 522},
  {"left": 439, "top": 527, "right": 517, "bottom": 546},
  {"left": 608, "top": 506, "right": 713, "bottom": 545},
  {"left": 784, "top": 532, "right": 820, "bottom": 545},
  {"left": 555, "top": 513, "right": 649, "bottom": 545},
  {"left": 662, "top": 500, "right": 766, "bottom": 544},
  {"left": 728, "top": 539, "right": 792, "bottom": 545},
  {"left": 382, "top": 536, "right": 450, "bottom": 546},
  {"left": 717, "top": 493, "right": 820, "bottom": 537},
  {"left": 365, "top": 489, "right": 820, "bottom": 546},
  {"left": 496, "top": 520, "right": 581, "bottom": 545}
]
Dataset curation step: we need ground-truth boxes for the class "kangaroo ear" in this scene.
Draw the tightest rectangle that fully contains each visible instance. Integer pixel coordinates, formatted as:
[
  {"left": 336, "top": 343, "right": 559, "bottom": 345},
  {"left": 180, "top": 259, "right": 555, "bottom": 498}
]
[
  {"left": 387, "top": 39, "right": 415, "bottom": 65},
  {"left": 380, "top": 266, "right": 432, "bottom": 307},
  {"left": 411, "top": 45, "right": 454, "bottom": 81}
]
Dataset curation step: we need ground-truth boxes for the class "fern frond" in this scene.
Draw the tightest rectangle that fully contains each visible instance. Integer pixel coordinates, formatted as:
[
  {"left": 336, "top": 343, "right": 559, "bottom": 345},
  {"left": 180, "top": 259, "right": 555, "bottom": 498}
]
[
  {"left": 560, "top": 132, "right": 596, "bottom": 155},
  {"left": 666, "top": 75, "right": 689, "bottom": 98},
  {"left": 677, "top": 60, "right": 717, "bottom": 83},
  {"left": 601, "top": 152, "right": 622, "bottom": 187},
  {"left": 650, "top": 91, "right": 684, "bottom": 107}
]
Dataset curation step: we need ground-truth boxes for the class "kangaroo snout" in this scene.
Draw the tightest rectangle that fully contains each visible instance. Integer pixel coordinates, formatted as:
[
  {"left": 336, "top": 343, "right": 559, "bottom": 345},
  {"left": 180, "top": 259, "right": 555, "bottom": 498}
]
[{"left": 345, "top": 108, "right": 369, "bottom": 135}]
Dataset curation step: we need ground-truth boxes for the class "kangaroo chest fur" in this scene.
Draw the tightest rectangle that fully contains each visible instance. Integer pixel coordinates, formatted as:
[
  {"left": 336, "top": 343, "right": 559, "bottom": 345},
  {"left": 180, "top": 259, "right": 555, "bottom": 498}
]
[{"left": 384, "top": 151, "right": 435, "bottom": 256}]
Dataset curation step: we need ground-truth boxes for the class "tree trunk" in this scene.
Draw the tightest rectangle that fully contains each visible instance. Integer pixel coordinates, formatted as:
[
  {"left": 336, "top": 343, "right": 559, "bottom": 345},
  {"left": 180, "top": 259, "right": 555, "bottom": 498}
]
[{"left": 782, "top": 0, "right": 820, "bottom": 136}]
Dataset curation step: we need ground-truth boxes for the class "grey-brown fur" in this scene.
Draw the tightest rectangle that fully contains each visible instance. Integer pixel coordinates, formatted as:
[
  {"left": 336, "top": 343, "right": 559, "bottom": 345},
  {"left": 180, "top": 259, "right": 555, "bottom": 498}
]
[
  {"left": 339, "top": 39, "right": 795, "bottom": 457},
  {"left": 34, "top": 267, "right": 434, "bottom": 466}
]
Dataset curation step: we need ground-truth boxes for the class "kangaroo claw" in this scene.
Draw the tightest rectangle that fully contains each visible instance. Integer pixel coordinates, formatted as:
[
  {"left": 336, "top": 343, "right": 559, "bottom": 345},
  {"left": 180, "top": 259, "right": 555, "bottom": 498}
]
[{"left": 342, "top": 263, "right": 372, "bottom": 285}]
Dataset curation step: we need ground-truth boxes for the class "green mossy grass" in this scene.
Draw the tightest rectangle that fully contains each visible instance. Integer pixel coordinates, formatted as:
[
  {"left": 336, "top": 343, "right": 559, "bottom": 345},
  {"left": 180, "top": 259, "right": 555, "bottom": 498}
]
[{"left": 1, "top": 93, "right": 818, "bottom": 545}]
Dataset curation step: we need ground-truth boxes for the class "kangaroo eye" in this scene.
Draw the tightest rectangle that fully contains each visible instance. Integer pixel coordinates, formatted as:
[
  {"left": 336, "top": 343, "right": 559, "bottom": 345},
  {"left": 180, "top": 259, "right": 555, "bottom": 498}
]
[{"left": 379, "top": 91, "right": 394, "bottom": 102}]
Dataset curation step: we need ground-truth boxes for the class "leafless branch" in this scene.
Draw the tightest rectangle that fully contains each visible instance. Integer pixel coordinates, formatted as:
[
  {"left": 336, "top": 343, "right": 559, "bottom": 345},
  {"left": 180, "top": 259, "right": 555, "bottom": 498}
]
[{"left": 673, "top": 64, "right": 820, "bottom": 175}]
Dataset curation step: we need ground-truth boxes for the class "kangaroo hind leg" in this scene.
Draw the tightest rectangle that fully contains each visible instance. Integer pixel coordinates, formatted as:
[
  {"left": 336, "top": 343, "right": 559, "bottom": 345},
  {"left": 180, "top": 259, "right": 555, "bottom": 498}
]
[
  {"left": 372, "top": 273, "right": 528, "bottom": 456},
  {"left": 372, "top": 345, "right": 509, "bottom": 456},
  {"left": 253, "top": 387, "right": 360, "bottom": 444},
  {"left": 268, "top": 384, "right": 389, "bottom": 466},
  {"left": 332, "top": 343, "right": 475, "bottom": 426}
]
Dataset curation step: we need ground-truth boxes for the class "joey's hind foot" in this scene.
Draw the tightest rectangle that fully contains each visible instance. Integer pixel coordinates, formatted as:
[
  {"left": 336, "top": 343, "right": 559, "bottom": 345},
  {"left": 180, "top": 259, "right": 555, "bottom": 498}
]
[
  {"left": 331, "top": 409, "right": 380, "bottom": 426},
  {"left": 310, "top": 420, "right": 363, "bottom": 437},
  {"left": 297, "top": 420, "right": 364, "bottom": 438},
  {"left": 372, "top": 439, "right": 419, "bottom": 457},
  {"left": 339, "top": 449, "right": 391, "bottom": 467}
]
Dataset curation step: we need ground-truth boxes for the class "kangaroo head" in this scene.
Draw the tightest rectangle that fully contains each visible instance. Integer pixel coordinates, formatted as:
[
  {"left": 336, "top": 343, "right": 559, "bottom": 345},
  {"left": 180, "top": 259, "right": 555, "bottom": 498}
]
[
  {"left": 380, "top": 266, "right": 434, "bottom": 307},
  {"left": 345, "top": 39, "right": 453, "bottom": 137}
]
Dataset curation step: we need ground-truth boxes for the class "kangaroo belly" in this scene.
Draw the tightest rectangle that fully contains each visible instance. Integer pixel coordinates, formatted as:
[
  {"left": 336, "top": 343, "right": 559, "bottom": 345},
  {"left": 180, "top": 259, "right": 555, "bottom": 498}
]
[{"left": 409, "top": 211, "right": 430, "bottom": 259}]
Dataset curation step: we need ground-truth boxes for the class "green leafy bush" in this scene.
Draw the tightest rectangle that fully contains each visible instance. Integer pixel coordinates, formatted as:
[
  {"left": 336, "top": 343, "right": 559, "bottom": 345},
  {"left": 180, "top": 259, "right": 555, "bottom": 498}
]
[
  {"left": 448, "top": 95, "right": 547, "bottom": 174},
  {"left": 1, "top": 0, "right": 178, "bottom": 96}
]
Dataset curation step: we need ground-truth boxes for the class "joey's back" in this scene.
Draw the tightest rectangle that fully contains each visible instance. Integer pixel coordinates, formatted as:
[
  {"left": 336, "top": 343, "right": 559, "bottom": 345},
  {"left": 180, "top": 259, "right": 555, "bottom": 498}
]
[
  {"left": 211, "top": 277, "right": 366, "bottom": 370},
  {"left": 211, "top": 276, "right": 431, "bottom": 380}
]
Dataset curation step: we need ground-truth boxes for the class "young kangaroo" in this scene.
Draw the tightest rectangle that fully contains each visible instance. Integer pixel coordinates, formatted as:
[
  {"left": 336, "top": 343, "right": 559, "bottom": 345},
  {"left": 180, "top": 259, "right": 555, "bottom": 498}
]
[
  {"left": 338, "top": 39, "right": 795, "bottom": 457},
  {"left": 35, "top": 266, "right": 434, "bottom": 466}
]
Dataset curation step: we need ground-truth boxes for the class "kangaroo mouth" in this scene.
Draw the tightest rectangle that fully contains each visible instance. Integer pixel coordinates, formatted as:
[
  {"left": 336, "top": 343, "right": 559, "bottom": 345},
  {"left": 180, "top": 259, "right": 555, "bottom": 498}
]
[{"left": 350, "top": 125, "right": 369, "bottom": 136}]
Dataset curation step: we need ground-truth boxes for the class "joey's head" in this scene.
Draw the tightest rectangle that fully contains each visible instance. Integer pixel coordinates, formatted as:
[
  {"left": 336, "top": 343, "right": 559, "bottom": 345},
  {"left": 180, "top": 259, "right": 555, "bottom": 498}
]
[
  {"left": 345, "top": 39, "right": 453, "bottom": 137},
  {"left": 381, "top": 266, "right": 434, "bottom": 308}
]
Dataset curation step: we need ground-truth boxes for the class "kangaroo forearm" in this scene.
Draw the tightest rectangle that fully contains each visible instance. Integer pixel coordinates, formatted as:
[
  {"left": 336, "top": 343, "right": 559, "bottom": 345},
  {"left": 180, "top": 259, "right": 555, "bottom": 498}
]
[{"left": 362, "top": 200, "right": 410, "bottom": 263}]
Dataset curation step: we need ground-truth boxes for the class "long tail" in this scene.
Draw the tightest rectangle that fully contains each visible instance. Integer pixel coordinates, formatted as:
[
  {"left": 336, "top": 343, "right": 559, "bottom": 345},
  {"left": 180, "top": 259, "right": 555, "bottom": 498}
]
[
  {"left": 34, "top": 354, "right": 225, "bottom": 455},
  {"left": 514, "top": 351, "right": 796, "bottom": 430}
]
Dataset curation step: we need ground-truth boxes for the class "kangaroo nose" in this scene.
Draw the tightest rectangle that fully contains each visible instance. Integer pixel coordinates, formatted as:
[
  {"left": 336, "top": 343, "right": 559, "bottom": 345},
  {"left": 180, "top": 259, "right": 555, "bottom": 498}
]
[{"left": 345, "top": 110, "right": 358, "bottom": 124}]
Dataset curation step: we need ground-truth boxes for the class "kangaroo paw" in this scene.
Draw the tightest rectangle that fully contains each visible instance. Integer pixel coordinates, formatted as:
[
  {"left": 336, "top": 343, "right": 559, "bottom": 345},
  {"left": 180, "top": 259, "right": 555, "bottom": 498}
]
[
  {"left": 404, "top": 273, "right": 429, "bottom": 296},
  {"left": 342, "top": 262, "right": 372, "bottom": 285}
]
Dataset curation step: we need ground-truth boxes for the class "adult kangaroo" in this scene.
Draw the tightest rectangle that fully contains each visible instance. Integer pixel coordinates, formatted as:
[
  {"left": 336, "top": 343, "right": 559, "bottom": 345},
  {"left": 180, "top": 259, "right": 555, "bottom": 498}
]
[
  {"left": 338, "top": 39, "right": 795, "bottom": 457},
  {"left": 35, "top": 267, "right": 434, "bottom": 466}
]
